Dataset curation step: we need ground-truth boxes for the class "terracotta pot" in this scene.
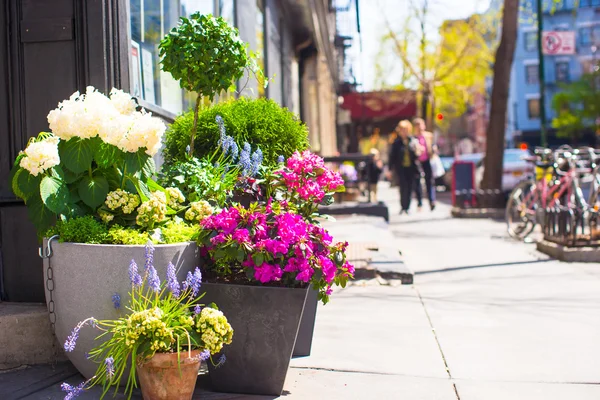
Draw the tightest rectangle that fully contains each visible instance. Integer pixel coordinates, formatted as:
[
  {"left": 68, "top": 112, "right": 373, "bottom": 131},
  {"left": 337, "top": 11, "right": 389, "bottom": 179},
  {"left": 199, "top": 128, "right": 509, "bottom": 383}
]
[{"left": 137, "top": 350, "right": 201, "bottom": 400}]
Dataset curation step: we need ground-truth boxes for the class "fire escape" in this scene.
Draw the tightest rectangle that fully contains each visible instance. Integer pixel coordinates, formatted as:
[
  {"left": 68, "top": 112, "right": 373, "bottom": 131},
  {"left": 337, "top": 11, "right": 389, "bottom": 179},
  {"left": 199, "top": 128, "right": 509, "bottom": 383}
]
[{"left": 332, "top": 0, "right": 360, "bottom": 95}]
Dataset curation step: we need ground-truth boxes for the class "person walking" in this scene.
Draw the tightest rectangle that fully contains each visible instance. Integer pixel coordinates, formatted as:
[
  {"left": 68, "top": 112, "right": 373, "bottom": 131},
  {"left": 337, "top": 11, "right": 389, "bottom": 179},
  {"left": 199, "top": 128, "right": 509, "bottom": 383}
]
[
  {"left": 413, "top": 118, "right": 437, "bottom": 211},
  {"left": 367, "top": 148, "right": 384, "bottom": 202},
  {"left": 389, "top": 120, "right": 420, "bottom": 214}
]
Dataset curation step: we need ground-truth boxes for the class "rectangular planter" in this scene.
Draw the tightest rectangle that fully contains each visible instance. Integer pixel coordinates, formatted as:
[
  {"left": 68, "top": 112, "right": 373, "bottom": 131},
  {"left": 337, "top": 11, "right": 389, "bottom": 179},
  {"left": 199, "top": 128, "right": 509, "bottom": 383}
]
[
  {"left": 292, "top": 288, "right": 319, "bottom": 358},
  {"left": 202, "top": 282, "right": 307, "bottom": 396}
]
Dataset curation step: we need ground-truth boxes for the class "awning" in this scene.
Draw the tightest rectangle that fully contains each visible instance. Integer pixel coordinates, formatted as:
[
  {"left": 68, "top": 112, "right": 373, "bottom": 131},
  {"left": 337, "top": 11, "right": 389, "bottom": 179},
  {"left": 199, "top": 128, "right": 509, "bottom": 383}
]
[{"left": 340, "top": 90, "right": 417, "bottom": 121}]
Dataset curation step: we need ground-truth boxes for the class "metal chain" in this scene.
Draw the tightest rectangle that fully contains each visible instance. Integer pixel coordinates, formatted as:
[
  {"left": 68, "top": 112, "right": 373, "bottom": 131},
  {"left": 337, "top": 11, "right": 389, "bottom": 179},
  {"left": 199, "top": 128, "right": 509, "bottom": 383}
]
[{"left": 39, "top": 235, "right": 59, "bottom": 333}]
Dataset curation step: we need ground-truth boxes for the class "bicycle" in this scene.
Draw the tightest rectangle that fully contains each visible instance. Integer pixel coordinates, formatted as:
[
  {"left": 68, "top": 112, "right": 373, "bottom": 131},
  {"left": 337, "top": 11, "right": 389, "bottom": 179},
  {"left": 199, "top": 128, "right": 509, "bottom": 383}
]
[{"left": 506, "top": 147, "right": 592, "bottom": 241}]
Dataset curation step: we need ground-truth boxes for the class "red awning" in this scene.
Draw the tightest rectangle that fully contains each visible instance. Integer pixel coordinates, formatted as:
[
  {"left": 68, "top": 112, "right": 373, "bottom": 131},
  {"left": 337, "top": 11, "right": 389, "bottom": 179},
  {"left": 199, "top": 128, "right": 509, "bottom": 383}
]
[{"left": 341, "top": 91, "right": 417, "bottom": 121}]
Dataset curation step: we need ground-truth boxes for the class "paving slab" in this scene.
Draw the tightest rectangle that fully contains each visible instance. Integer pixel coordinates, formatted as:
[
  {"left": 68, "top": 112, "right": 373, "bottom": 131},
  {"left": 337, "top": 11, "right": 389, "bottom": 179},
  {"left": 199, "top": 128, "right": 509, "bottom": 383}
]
[
  {"left": 455, "top": 380, "right": 600, "bottom": 400},
  {"left": 290, "top": 286, "right": 449, "bottom": 379}
]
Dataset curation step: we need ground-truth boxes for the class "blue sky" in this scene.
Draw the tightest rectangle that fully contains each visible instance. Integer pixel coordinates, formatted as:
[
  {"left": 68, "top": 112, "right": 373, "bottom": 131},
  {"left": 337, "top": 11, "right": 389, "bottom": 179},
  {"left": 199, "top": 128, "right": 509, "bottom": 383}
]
[{"left": 350, "top": 0, "right": 492, "bottom": 91}]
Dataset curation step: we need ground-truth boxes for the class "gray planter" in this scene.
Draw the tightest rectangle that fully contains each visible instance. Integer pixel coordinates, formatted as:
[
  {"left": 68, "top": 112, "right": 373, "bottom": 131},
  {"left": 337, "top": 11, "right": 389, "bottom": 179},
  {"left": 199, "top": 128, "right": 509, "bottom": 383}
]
[
  {"left": 42, "top": 241, "right": 198, "bottom": 380},
  {"left": 293, "top": 288, "right": 319, "bottom": 357},
  {"left": 203, "top": 283, "right": 307, "bottom": 396}
]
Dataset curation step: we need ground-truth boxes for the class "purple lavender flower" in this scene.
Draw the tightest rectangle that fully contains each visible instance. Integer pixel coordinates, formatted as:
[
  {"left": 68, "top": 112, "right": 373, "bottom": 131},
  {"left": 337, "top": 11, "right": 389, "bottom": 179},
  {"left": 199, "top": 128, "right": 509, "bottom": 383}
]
[
  {"left": 183, "top": 267, "right": 202, "bottom": 297},
  {"left": 64, "top": 318, "right": 97, "bottom": 353},
  {"left": 61, "top": 381, "right": 86, "bottom": 400},
  {"left": 200, "top": 349, "right": 210, "bottom": 361},
  {"left": 148, "top": 265, "right": 161, "bottom": 293},
  {"left": 144, "top": 241, "right": 155, "bottom": 272},
  {"left": 166, "top": 262, "right": 180, "bottom": 298},
  {"left": 229, "top": 140, "right": 239, "bottom": 161},
  {"left": 105, "top": 357, "right": 115, "bottom": 379},
  {"left": 215, "top": 354, "right": 226, "bottom": 368},
  {"left": 111, "top": 293, "right": 121, "bottom": 309},
  {"left": 194, "top": 304, "right": 202, "bottom": 315},
  {"left": 238, "top": 143, "right": 252, "bottom": 176},
  {"left": 277, "top": 155, "right": 285, "bottom": 164},
  {"left": 216, "top": 115, "right": 226, "bottom": 142},
  {"left": 250, "top": 148, "right": 263, "bottom": 176},
  {"left": 128, "top": 260, "right": 143, "bottom": 287}
]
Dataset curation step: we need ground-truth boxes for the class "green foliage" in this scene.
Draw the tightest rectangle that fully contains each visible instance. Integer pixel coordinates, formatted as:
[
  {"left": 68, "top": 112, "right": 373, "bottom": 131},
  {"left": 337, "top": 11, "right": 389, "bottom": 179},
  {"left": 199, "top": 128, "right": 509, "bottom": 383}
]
[
  {"left": 163, "top": 98, "right": 309, "bottom": 166},
  {"left": 50, "top": 216, "right": 109, "bottom": 244},
  {"left": 161, "top": 221, "right": 198, "bottom": 244},
  {"left": 159, "top": 13, "right": 248, "bottom": 100},
  {"left": 552, "top": 72, "right": 600, "bottom": 141},
  {"left": 106, "top": 225, "right": 149, "bottom": 245},
  {"left": 159, "top": 157, "right": 236, "bottom": 207}
]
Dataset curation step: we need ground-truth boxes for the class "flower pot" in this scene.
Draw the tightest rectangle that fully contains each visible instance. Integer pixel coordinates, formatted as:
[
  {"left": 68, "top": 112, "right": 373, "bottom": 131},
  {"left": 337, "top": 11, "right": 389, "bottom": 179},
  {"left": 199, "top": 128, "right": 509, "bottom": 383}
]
[
  {"left": 293, "top": 287, "right": 319, "bottom": 358},
  {"left": 42, "top": 241, "right": 199, "bottom": 379},
  {"left": 137, "top": 350, "right": 202, "bottom": 400},
  {"left": 202, "top": 282, "right": 308, "bottom": 396}
]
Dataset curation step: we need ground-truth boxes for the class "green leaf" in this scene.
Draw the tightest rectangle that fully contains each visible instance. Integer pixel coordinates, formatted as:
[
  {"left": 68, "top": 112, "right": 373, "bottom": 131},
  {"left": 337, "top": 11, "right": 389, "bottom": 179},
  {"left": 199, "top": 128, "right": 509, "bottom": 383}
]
[
  {"left": 236, "top": 248, "right": 245, "bottom": 263},
  {"left": 40, "top": 175, "right": 69, "bottom": 214},
  {"left": 124, "top": 150, "right": 150, "bottom": 175},
  {"left": 59, "top": 138, "right": 94, "bottom": 174},
  {"left": 78, "top": 175, "right": 109, "bottom": 209},
  {"left": 94, "top": 141, "right": 124, "bottom": 169},
  {"left": 252, "top": 252, "right": 264, "bottom": 267},
  {"left": 141, "top": 156, "right": 156, "bottom": 180},
  {"left": 27, "top": 195, "right": 54, "bottom": 232},
  {"left": 16, "top": 170, "right": 42, "bottom": 201},
  {"left": 11, "top": 169, "right": 26, "bottom": 199}
]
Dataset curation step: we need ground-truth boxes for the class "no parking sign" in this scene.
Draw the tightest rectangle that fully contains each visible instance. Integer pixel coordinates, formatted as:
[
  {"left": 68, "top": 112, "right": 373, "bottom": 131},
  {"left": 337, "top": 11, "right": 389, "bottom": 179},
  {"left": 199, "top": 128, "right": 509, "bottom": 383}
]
[{"left": 542, "top": 31, "right": 575, "bottom": 55}]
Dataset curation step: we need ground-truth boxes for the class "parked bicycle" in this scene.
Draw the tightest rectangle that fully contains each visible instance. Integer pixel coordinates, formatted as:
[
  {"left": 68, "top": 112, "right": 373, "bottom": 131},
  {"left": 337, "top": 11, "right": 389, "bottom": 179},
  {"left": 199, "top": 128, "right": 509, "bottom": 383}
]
[{"left": 506, "top": 146, "right": 600, "bottom": 242}]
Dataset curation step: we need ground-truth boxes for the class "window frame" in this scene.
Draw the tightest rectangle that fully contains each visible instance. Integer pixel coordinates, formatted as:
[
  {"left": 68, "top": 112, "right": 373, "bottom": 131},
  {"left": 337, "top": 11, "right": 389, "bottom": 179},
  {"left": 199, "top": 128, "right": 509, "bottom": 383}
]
[
  {"left": 555, "top": 61, "right": 570, "bottom": 83},
  {"left": 525, "top": 64, "right": 539, "bottom": 85},
  {"left": 527, "top": 98, "right": 541, "bottom": 120},
  {"left": 524, "top": 31, "right": 537, "bottom": 52}
]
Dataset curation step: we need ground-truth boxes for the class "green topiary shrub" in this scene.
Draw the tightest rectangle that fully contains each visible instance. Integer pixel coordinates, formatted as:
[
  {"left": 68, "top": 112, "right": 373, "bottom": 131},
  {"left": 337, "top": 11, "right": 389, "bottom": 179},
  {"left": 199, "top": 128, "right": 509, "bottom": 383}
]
[
  {"left": 163, "top": 98, "right": 309, "bottom": 166},
  {"left": 49, "top": 216, "right": 108, "bottom": 244}
]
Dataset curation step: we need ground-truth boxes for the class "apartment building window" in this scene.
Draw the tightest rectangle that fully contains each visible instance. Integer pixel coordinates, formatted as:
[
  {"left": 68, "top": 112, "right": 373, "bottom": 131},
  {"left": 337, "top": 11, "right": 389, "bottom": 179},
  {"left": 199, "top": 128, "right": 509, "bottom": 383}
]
[
  {"left": 555, "top": 62, "right": 570, "bottom": 82},
  {"left": 579, "top": 27, "right": 592, "bottom": 46},
  {"left": 524, "top": 31, "right": 537, "bottom": 52},
  {"left": 527, "top": 98, "right": 541, "bottom": 119},
  {"left": 525, "top": 64, "right": 539, "bottom": 84},
  {"left": 579, "top": 0, "right": 600, "bottom": 7}
]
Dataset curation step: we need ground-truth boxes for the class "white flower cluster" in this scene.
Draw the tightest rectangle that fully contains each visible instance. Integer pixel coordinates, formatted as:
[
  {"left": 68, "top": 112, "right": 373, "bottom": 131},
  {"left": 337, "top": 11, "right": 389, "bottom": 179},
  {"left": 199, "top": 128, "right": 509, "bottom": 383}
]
[
  {"left": 195, "top": 307, "right": 233, "bottom": 354},
  {"left": 47, "top": 86, "right": 165, "bottom": 156},
  {"left": 166, "top": 187, "right": 186, "bottom": 209},
  {"left": 105, "top": 189, "right": 141, "bottom": 214},
  {"left": 185, "top": 201, "right": 214, "bottom": 223},
  {"left": 99, "top": 210, "right": 114, "bottom": 224},
  {"left": 136, "top": 191, "right": 168, "bottom": 228},
  {"left": 19, "top": 136, "right": 60, "bottom": 176}
]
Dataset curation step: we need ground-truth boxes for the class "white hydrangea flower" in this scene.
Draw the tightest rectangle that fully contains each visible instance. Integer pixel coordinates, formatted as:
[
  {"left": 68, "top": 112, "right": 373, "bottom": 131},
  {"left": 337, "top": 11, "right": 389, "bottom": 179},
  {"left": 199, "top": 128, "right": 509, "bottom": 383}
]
[
  {"left": 166, "top": 187, "right": 185, "bottom": 209},
  {"left": 19, "top": 136, "right": 60, "bottom": 176},
  {"left": 110, "top": 88, "right": 137, "bottom": 115}
]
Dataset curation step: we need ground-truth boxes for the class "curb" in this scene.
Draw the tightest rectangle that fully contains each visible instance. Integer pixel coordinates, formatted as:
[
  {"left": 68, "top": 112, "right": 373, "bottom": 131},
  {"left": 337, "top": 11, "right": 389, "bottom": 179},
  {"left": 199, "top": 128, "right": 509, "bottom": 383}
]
[
  {"left": 349, "top": 246, "right": 414, "bottom": 284},
  {"left": 536, "top": 240, "right": 600, "bottom": 263},
  {"left": 451, "top": 207, "right": 505, "bottom": 219}
]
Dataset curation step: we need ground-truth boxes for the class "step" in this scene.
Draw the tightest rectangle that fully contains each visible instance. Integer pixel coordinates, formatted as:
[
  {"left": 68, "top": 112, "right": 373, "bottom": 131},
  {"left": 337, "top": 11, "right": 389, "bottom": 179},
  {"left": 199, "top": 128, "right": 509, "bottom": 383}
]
[{"left": 0, "top": 303, "right": 65, "bottom": 370}]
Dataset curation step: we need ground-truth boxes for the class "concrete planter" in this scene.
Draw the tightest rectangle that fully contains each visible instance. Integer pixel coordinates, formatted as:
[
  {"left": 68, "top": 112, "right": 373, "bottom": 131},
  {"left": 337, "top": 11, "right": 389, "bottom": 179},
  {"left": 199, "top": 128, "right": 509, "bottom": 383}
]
[
  {"left": 42, "top": 241, "right": 198, "bottom": 379},
  {"left": 203, "top": 282, "right": 307, "bottom": 396},
  {"left": 293, "top": 288, "right": 319, "bottom": 358}
]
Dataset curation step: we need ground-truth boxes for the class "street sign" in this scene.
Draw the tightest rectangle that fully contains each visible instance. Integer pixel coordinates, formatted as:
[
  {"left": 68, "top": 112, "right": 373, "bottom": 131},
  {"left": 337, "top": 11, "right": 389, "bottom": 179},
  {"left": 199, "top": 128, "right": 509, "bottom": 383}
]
[{"left": 542, "top": 31, "right": 575, "bottom": 55}]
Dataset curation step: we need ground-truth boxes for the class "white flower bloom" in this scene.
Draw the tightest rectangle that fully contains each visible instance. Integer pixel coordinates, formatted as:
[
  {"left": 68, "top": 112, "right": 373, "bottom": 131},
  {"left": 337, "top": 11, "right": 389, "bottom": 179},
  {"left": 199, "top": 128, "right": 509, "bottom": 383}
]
[
  {"left": 110, "top": 88, "right": 137, "bottom": 115},
  {"left": 19, "top": 136, "right": 60, "bottom": 176}
]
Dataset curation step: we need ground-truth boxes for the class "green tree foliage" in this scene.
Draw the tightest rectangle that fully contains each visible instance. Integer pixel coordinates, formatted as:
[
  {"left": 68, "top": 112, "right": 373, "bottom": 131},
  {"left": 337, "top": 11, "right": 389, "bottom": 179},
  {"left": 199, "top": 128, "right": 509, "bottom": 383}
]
[
  {"left": 552, "top": 72, "right": 600, "bottom": 142},
  {"left": 163, "top": 98, "right": 309, "bottom": 166}
]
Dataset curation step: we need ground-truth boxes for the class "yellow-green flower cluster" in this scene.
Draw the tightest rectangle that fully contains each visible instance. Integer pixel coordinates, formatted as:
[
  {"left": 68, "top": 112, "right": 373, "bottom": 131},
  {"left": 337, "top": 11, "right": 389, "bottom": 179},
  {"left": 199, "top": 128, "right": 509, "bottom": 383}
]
[
  {"left": 123, "top": 307, "right": 174, "bottom": 351},
  {"left": 105, "top": 189, "right": 140, "bottom": 214},
  {"left": 99, "top": 210, "right": 114, "bottom": 223},
  {"left": 166, "top": 187, "right": 185, "bottom": 209},
  {"left": 185, "top": 201, "right": 214, "bottom": 223},
  {"left": 136, "top": 191, "right": 167, "bottom": 228},
  {"left": 195, "top": 307, "right": 233, "bottom": 354}
]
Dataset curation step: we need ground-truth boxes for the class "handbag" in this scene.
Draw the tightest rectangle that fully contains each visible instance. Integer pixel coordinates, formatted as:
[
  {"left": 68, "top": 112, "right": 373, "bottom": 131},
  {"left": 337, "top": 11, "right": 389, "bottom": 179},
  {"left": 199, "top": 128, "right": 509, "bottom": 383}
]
[{"left": 430, "top": 154, "right": 445, "bottom": 179}]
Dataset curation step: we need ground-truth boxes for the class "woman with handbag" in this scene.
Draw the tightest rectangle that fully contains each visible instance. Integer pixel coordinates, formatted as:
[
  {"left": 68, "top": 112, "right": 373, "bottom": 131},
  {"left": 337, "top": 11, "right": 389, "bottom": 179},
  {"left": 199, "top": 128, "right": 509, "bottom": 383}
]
[{"left": 413, "top": 118, "right": 437, "bottom": 211}]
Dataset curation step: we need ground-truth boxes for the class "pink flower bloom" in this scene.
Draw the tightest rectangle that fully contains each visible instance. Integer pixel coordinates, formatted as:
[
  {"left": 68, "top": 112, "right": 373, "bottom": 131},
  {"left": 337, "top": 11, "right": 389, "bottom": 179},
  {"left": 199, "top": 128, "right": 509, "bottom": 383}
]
[
  {"left": 318, "top": 255, "right": 337, "bottom": 284},
  {"left": 260, "top": 239, "right": 289, "bottom": 256},
  {"left": 296, "top": 266, "right": 314, "bottom": 282},
  {"left": 254, "top": 263, "right": 283, "bottom": 283},
  {"left": 210, "top": 233, "right": 228, "bottom": 245},
  {"left": 344, "top": 261, "right": 355, "bottom": 277},
  {"left": 232, "top": 228, "right": 250, "bottom": 243},
  {"left": 325, "top": 285, "right": 333, "bottom": 295}
]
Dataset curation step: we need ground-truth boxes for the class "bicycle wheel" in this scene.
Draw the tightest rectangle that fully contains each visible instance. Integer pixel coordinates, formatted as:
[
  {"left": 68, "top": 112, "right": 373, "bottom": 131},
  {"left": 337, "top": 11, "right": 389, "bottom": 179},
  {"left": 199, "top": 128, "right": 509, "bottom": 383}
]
[{"left": 506, "top": 180, "right": 537, "bottom": 240}]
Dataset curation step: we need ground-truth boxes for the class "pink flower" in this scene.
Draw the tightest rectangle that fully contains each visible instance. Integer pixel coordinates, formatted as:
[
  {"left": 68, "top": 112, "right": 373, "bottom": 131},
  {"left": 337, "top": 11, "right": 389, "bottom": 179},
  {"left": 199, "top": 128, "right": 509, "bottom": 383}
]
[
  {"left": 210, "top": 233, "right": 228, "bottom": 245},
  {"left": 344, "top": 261, "right": 355, "bottom": 277},
  {"left": 232, "top": 228, "right": 250, "bottom": 243},
  {"left": 260, "top": 239, "right": 289, "bottom": 256},
  {"left": 296, "top": 266, "right": 314, "bottom": 282},
  {"left": 318, "top": 255, "right": 336, "bottom": 284},
  {"left": 254, "top": 263, "right": 283, "bottom": 283}
]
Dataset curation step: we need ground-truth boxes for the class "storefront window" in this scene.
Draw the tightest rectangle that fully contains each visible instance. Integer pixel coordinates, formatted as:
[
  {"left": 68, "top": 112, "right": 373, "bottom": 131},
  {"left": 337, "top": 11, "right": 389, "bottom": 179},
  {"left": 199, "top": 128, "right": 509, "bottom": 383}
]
[{"left": 129, "top": 0, "right": 215, "bottom": 114}]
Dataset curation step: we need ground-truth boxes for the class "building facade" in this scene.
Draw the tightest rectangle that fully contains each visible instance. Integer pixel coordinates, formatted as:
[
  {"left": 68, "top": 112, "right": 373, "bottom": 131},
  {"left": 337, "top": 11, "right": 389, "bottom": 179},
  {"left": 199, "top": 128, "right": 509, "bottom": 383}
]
[
  {"left": 508, "top": 0, "right": 600, "bottom": 147},
  {"left": 0, "top": 0, "right": 340, "bottom": 302}
]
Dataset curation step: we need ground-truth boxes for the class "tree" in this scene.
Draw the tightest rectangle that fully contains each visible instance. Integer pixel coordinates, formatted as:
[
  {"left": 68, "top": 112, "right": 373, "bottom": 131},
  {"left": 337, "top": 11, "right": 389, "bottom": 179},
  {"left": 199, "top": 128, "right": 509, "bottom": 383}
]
[
  {"left": 481, "top": 0, "right": 519, "bottom": 203},
  {"left": 379, "top": 0, "right": 498, "bottom": 129},
  {"left": 551, "top": 72, "right": 600, "bottom": 144}
]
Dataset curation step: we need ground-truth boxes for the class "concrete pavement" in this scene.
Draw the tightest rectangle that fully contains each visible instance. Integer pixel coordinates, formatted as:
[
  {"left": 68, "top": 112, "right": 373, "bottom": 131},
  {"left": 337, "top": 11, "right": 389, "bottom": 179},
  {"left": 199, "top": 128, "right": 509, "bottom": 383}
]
[{"left": 2, "top": 183, "right": 599, "bottom": 399}]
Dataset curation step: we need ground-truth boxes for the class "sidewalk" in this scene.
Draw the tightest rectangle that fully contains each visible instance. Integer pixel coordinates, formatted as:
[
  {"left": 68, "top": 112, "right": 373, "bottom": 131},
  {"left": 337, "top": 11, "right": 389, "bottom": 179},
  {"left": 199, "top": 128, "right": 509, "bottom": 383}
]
[{"left": 2, "top": 183, "right": 600, "bottom": 399}]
